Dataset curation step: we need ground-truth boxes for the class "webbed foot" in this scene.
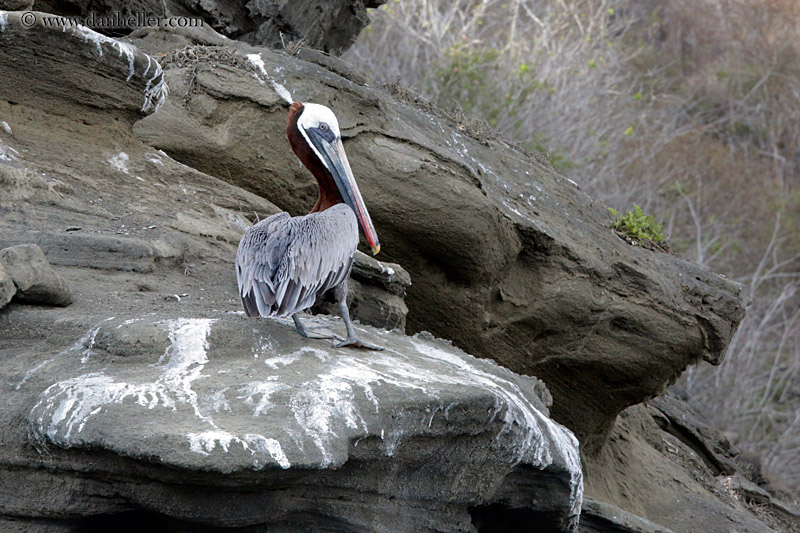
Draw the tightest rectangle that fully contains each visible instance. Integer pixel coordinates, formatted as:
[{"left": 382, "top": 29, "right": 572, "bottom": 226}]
[{"left": 332, "top": 337, "right": 384, "bottom": 351}]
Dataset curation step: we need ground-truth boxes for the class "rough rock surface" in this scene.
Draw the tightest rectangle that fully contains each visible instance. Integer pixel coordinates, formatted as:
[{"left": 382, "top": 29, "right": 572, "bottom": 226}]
[
  {"left": 580, "top": 498, "right": 674, "bottom": 533},
  {"left": 127, "top": 24, "right": 746, "bottom": 451},
  {"left": 0, "top": 11, "right": 583, "bottom": 531},
  {"left": 649, "top": 391, "right": 739, "bottom": 476},
  {"left": 241, "top": 0, "right": 388, "bottom": 53},
  {"left": 0, "top": 244, "right": 72, "bottom": 306},
  {"left": 4, "top": 313, "right": 582, "bottom": 531},
  {"left": 1, "top": 9, "right": 793, "bottom": 533},
  {"left": 0, "top": 263, "right": 15, "bottom": 308},
  {"left": 10, "top": 0, "right": 386, "bottom": 53},
  {"left": 0, "top": 11, "right": 168, "bottom": 118},
  {"left": 583, "top": 404, "right": 800, "bottom": 533}
]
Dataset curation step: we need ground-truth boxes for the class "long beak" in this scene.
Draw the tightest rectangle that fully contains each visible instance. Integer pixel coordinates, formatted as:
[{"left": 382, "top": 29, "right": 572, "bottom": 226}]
[{"left": 316, "top": 136, "right": 380, "bottom": 255}]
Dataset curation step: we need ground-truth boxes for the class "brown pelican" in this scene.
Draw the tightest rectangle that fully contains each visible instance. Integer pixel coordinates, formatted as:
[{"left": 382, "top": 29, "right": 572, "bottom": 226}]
[{"left": 236, "top": 102, "right": 383, "bottom": 350}]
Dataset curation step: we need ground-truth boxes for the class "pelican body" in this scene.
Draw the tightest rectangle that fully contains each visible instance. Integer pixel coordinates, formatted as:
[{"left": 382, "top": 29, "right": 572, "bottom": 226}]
[{"left": 236, "top": 102, "right": 382, "bottom": 349}]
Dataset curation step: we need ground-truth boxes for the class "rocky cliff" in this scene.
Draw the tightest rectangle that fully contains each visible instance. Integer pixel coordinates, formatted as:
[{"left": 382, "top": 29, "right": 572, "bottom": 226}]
[
  {"left": 121, "top": 23, "right": 745, "bottom": 451},
  {"left": 0, "top": 5, "right": 797, "bottom": 533},
  {"left": 1, "top": 0, "right": 385, "bottom": 53}
]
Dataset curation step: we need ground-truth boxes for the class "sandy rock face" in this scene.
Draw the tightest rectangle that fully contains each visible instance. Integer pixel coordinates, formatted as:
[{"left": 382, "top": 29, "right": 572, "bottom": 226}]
[
  {"left": 15, "top": 314, "right": 582, "bottom": 530},
  {"left": 0, "top": 10, "right": 168, "bottom": 118},
  {"left": 2, "top": 9, "right": 790, "bottom": 533},
  {"left": 0, "top": 12, "right": 585, "bottom": 531},
  {"left": 127, "top": 25, "right": 746, "bottom": 449}
]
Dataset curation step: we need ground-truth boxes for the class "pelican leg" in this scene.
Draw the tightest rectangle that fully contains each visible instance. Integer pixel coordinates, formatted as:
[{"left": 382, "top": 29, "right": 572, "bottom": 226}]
[
  {"left": 292, "top": 314, "right": 343, "bottom": 341},
  {"left": 331, "top": 283, "right": 384, "bottom": 351}
]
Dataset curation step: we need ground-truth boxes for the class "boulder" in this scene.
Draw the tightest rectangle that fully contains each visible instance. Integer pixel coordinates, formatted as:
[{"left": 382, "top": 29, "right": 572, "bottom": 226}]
[
  {"left": 128, "top": 25, "right": 746, "bottom": 449},
  {"left": 0, "top": 244, "right": 72, "bottom": 306},
  {"left": 5, "top": 314, "right": 582, "bottom": 531},
  {"left": 0, "top": 263, "right": 15, "bottom": 308},
  {"left": 11, "top": 0, "right": 386, "bottom": 53}
]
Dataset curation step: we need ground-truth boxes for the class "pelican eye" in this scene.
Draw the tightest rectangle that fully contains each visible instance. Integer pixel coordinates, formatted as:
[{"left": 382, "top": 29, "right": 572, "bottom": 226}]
[{"left": 319, "top": 122, "right": 329, "bottom": 132}]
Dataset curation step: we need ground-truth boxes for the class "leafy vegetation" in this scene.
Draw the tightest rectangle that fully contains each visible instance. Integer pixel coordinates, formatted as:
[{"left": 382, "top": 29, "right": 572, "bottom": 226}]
[{"left": 608, "top": 205, "right": 667, "bottom": 247}]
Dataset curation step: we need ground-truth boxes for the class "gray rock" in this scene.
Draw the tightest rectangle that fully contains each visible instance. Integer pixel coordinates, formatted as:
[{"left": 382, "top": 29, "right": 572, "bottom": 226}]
[
  {"left": 0, "top": 244, "right": 72, "bottom": 306},
  {"left": 718, "top": 474, "right": 800, "bottom": 528},
  {"left": 10, "top": 314, "right": 582, "bottom": 531},
  {"left": 35, "top": 232, "right": 184, "bottom": 273},
  {"left": 21, "top": 0, "right": 386, "bottom": 54},
  {"left": 351, "top": 249, "right": 411, "bottom": 297},
  {"left": 347, "top": 252, "right": 410, "bottom": 331},
  {"left": 128, "top": 27, "right": 746, "bottom": 450},
  {"left": 0, "top": 263, "right": 15, "bottom": 309},
  {"left": 243, "top": 0, "right": 387, "bottom": 54},
  {"left": 0, "top": 16, "right": 776, "bottom": 533},
  {"left": 296, "top": 47, "right": 370, "bottom": 84},
  {"left": 581, "top": 498, "right": 674, "bottom": 533},
  {"left": 649, "top": 392, "right": 739, "bottom": 476},
  {"left": 0, "top": 0, "right": 33, "bottom": 9},
  {"left": 0, "top": 517, "right": 73, "bottom": 533},
  {"left": 0, "top": 10, "right": 168, "bottom": 118}
]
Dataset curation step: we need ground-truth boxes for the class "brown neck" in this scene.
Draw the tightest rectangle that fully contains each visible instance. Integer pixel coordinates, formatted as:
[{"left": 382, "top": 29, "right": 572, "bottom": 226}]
[{"left": 287, "top": 102, "right": 344, "bottom": 213}]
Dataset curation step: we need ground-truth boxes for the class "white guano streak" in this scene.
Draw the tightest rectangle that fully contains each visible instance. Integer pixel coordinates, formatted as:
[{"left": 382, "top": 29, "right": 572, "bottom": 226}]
[
  {"left": 31, "top": 317, "right": 580, "bottom": 502},
  {"left": 68, "top": 25, "right": 168, "bottom": 112},
  {"left": 246, "top": 53, "right": 293, "bottom": 104},
  {"left": 72, "top": 25, "right": 136, "bottom": 80},
  {"left": 287, "top": 336, "right": 581, "bottom": 515},
  {"left": 108, "top": 152, "right": 130, "bottom": 174},
  {"left": 187, "top": 430, "right": 290, "bottom": 469},
  {"left": 17, "top": 317, "right": 115, "bottom": 390},
  {"left": 31, "top": 318, "right": 292, "bottom": 469},
  {"left": 409, "top": 340, "right": 584, "bottom": 520},
  {"left": 0, "top": 140, "right": 18, "bottom": 161},
  {"left": 32, "top": 318, "right": 217, "bottom": 443}
]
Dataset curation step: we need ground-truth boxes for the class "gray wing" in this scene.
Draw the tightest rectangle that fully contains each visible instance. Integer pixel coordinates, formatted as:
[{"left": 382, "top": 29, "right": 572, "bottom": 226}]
[{"left": 236, "top": 204, "right": 359, "bottom": 318}]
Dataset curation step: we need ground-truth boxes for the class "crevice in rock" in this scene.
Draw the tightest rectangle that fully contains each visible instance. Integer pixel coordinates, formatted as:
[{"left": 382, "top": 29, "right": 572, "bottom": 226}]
[{"left": 469, "top": 504, "right": 564, "bottom": 533}]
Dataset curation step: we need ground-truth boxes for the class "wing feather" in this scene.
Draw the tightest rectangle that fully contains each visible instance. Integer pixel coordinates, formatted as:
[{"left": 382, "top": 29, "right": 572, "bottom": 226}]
[{"left": 235, "top": 205, "right": 359, "bottom": 318}]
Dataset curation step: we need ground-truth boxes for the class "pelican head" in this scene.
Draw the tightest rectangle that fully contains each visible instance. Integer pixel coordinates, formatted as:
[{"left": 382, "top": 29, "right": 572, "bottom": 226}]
[{"left": 289, "top": 103, "right": 380, "bottom": 255}]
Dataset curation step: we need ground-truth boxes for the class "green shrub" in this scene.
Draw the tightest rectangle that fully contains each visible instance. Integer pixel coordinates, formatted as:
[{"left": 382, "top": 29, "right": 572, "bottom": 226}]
[{"left": 608, "top": 205, "right": 666, "bottom": 245}]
